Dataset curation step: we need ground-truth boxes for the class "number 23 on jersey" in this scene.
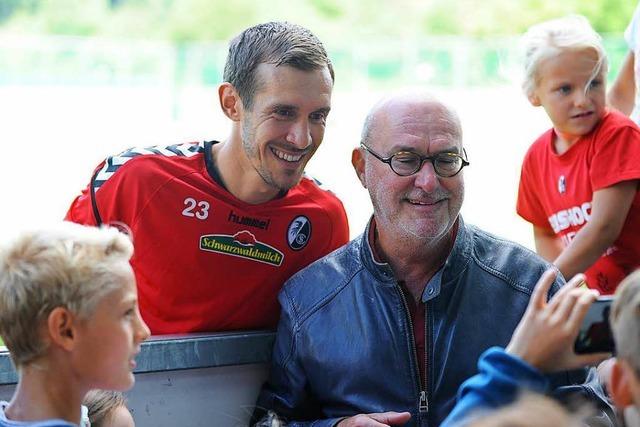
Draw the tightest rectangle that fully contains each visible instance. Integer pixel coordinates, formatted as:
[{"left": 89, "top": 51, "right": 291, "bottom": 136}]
[{"left": 182, "top": 197, "right": 210, "bottom": 220}]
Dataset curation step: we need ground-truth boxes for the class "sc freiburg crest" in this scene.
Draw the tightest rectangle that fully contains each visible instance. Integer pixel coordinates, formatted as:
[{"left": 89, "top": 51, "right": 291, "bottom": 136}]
[
  {"left": 287, "top": 216, "right": 311, "bottom": 251},
  {"left": 557, "top": 175, "right": 566, "bottom": 194}
]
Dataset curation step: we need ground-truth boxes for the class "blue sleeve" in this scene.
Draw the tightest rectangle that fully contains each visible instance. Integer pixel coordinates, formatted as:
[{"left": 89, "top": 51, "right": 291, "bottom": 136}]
[
  {"left": 440, "top": 347, "right": 548, "bottom": 427},
  {"left": 251, "top": 289, "right": 344, "bottom": 427}
]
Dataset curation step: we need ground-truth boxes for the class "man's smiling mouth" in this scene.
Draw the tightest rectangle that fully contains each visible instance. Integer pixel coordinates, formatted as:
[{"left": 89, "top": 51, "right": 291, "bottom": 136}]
[
  {"left": 271, "top": 147, "right": 305, "bottom": 162},
  {"left": 407, "top": 198, "right": 445, "bottom": 206}
]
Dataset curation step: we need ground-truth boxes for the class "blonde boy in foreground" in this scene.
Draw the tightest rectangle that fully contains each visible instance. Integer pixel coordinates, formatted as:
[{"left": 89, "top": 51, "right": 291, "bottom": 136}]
[
  {"left": 609, "top": 270, "right": 640, "bottom": 425},
  {"left": 0, "top": 223, "right": 150, "bottom": 426}
]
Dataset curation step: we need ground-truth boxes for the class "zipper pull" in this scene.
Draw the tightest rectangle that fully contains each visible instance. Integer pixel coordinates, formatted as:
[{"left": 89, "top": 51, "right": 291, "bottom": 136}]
[{"left": 419, "top": 390, "right": 429, "bottom": 413}]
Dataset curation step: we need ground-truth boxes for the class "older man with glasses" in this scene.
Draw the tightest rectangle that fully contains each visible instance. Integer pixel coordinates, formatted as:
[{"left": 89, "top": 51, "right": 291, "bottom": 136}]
[{"left": 252, "top": 93, "right": 613, "bottom": 427}]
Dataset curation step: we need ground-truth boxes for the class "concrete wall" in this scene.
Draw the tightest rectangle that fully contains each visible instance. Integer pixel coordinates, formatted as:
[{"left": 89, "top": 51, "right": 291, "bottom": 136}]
[{"left": 0, "top": 331, "right": 275, "bottom": 427}]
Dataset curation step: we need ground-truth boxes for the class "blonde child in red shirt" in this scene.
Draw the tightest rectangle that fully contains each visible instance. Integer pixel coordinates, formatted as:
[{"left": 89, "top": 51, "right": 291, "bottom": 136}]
[{"left": 517, "top": 15, "right": 640, "bottom": 293}]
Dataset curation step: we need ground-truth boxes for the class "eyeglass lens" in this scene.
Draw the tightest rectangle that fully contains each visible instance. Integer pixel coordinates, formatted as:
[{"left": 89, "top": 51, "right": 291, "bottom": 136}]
[{"left": 390, "top": 152, "right": 463, "bottom": 177}]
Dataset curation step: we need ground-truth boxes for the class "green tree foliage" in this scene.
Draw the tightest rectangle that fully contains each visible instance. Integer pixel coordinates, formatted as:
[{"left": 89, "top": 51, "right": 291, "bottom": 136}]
[
  {"left": 309, "top": 0, "right": 343, "bottom": 20},
  {"left": 0, "top": 0, "right": 633, "bottom": 40},
  {"left": 419, "top": 0, "right": 636, "bottom": 36},
  {"left": 2, "top": 0, "right": 106, "bottom": 36}
]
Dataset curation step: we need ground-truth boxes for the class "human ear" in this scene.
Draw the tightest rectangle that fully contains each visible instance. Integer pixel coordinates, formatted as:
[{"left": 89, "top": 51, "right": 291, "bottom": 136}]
[
  {"left": 47, "top": 307, "right": 76, "bottom": 352},
  {"left": 218, "top": 83, "right": 243, "bottom": 121},
  {"left": 528, "top": 91, "right": 541, "bottom": 107},
  {"left": 352, "top": 147, "right": 367, "bottom": 188},
  {"left": 610, "top": 359, "right": 634, "bottom": 408},
  {"left": 527, "top": 89, "right": 542, "bottom": 107}
]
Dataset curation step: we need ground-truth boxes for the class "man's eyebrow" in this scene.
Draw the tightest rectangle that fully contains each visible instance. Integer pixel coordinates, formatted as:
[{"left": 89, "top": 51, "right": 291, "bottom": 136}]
[
  {"left": 270, "top": 103, "right": 298, "bottom": 111},
  {"left": 434, "top": 146, "right": 461, "bottom": 154},
  {"left": 388, "top": 144, "right": 416, "bottom": 153},
  {"left": 388, "top": 145, "right": 461, "bottom": 155},
  {"left": 313, "top": 107, "right": 331, "bottom": 114}
]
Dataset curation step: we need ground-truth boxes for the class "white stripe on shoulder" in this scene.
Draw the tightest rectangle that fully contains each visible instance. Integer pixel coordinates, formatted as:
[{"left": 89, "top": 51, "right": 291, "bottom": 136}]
[{"left": 93, "top": 141, "right": 205, "bottom": 192}]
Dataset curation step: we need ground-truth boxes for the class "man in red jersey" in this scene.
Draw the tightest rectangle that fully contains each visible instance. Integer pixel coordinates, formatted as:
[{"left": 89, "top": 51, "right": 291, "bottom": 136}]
[{"left": 65, "top": 22, "right": 349, "bottom": 334}]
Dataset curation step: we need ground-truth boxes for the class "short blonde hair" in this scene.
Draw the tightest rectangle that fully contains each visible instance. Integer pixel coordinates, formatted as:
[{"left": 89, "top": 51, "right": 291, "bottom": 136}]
[
  {"left": 0, "top": 222, "right": 133, "bottom": 368},
  {"left": 84, "top": 390, "right": 128, "bottom": 427},
  {"left": 611, "top": 270, "right": 640, "bottom": 372},
  {"left": 522, "top": 15, "right": 608, "bottom": 97},
  {"left": 470, "top": 393, "right": 583, "bottom": 427}
]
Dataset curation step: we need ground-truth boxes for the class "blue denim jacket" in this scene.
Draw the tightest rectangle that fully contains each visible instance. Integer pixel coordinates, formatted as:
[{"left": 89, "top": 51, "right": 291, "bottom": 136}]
[{"left": 254, "top": 218, "right": 613, "bottom": 426}]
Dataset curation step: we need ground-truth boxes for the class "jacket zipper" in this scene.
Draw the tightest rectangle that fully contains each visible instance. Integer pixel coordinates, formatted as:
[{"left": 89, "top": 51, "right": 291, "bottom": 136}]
[
  {"left": 395, "top": 284, "right": 429, "bottom": 416},
  {"left": 423, "top": 302, "right": 431, "bottom": 421},
  {"left": 421, "top": 303, "right": 430, "bottom": 417}
]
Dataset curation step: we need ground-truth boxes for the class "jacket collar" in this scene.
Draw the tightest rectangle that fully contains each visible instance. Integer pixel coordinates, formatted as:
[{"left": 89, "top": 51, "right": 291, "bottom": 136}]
[
  {"left": 359, "top": 215, "right": 473, "bottom": 298},
  {"left": 440, "top": 216, "right": 473, "bottom": 287}
]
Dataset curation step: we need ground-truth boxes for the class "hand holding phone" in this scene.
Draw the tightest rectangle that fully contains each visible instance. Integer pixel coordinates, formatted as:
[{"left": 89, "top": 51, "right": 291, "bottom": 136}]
[
  {"left": 507, "top": 269, "right": 611, "bottom": 372},
  {"left": 574, "top": 296, "right": 615, "bottom": 354}
]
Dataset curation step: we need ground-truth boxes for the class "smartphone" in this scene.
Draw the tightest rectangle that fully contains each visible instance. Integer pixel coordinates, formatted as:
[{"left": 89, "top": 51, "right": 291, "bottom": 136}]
[{"left": 574, "top": 296, "right": 615, "bottom": 354}]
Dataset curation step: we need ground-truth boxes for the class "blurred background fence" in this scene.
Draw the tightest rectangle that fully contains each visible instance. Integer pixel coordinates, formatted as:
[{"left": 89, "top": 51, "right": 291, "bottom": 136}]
[
  {"left": 0, "top": 34, "right": 629, "bottom": 89},
  {"left": 0, "top": 33, "right": 630, "bottom": 245}
]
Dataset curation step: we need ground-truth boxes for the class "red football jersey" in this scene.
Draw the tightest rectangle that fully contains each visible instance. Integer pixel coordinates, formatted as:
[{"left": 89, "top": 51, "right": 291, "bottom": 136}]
[
  {"left": 66, "top": 141, "right": 349, "bottom": 334},
  {"left": 517, "top": 110, "right": 640, "bottom": 293}
]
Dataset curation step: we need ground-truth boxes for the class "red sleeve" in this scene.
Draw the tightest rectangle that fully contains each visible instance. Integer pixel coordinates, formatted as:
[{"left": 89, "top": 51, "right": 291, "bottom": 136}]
[
  {"left": 65, "top": 158, "right": 144, "bottom": 227},
  {"left": 516, "top": 143, "right": 550, "bottom": 229},
  {"left": 590, "top": 123, "right": 640, "bottom": 190},
  {"left": 64, "top": 162, "right": 104, "bottom": 225}
]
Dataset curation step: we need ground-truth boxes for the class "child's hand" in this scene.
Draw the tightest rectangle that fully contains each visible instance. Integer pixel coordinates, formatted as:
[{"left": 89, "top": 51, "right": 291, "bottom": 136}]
[{"left": 506, "top": 269, "right": 611, "bottom": 372}]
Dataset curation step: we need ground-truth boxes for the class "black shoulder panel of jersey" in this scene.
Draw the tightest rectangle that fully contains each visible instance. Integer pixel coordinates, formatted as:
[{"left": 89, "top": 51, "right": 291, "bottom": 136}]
[
  {"left": 89, "top": 141, "right": 206, "bottom": 225},
  {"left": 92, "top": 141, "right": 205, "bottom": 193}
]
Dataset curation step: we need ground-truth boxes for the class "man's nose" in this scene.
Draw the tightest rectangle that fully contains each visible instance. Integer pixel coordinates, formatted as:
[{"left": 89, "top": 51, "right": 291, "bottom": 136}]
[
  {"left": 413, "top": 160, "right": 440, "bottom": 192},
  {"left": 286, "top": 120, "right": 312, "bottom": 149}
]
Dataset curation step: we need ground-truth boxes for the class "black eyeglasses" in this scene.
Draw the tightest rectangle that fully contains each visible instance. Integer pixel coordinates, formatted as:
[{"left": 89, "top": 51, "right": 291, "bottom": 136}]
[{"left": 360, "top": 144, "right": 469, "bottom": 177}]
